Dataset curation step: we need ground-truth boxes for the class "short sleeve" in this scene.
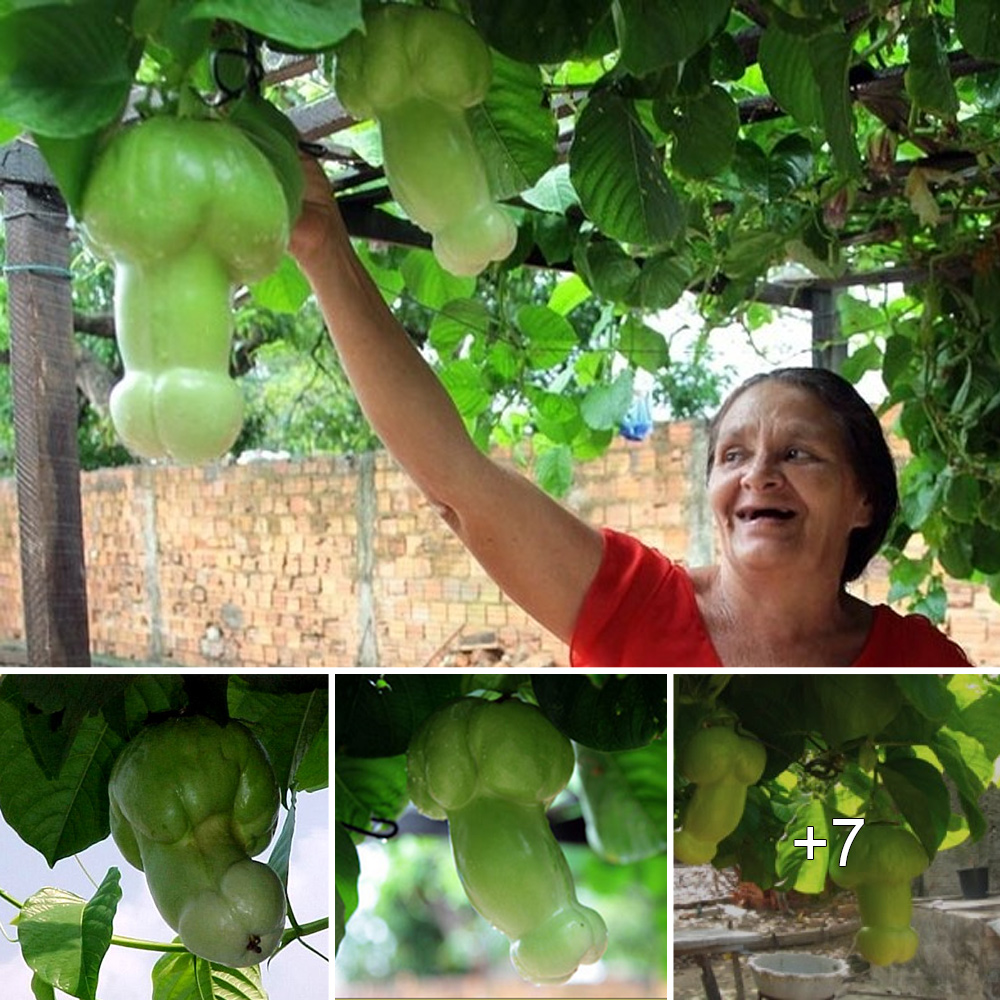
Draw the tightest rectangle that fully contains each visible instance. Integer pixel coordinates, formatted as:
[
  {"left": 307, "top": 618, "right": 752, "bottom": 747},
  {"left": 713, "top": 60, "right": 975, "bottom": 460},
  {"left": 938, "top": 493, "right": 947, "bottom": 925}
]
[
  {"left": 856, "top": 606, "right": 974, "bottom": 669},
  {"left": 569, "top": 528, "right": 722, "bottom": 670}
]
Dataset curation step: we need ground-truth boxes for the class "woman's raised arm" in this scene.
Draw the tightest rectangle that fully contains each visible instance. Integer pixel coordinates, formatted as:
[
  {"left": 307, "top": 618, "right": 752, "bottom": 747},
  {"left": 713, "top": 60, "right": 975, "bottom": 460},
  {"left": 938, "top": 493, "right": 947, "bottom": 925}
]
[{"left": 289, "top": 157, "right": 603, "bottom": 643}]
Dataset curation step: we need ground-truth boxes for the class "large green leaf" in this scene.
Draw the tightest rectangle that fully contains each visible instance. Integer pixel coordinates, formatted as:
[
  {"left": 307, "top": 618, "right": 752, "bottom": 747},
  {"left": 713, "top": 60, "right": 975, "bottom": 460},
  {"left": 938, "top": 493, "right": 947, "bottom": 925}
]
[
  {"left": 758, "top": 21, "right": 824, "bottom": 128},
  {"left": 810, "top": 30, "right": 862, "bottom": 177},
  {"left": 535, "top": 442, "right": 574, "bottom": 495},
  {"left": 575, "top": 238, "right": 642, "bottom": 301},
  {"left": 249, "top": 255, "right": 312, "bottom": 315},
  {"left": 335, "top": 755, "right": 409, "bottom": 831},
  {"left": 895, "top": 674, "right": 956, "bottom": 726},
  {"left": 227, "top": 676, "right": 329, "bottom": 798},
  {"left": 948, "top": 679, "right": 1000, "bottom": 761},
  {"left": 879, "top": 755, "right": 951, "bottom": 859},
  {"left": 905, "top": 16, "right": 959, "bottom": 118},
  {"left": 16, "top": 870, "right": 121, "bottom": 1000},
  {"left": 151, "top": 952, "right": 266, "bottom": 1000},
  {"left": 0, "top": 0, "right": 139, "bottom": 138},
  {"left": 581, "top": 368, "right": 635, "bottom": 430},
  {"left": 439, "top": 359, "right": 493, "bottom": 419},
  {"left": 619, "top": 316, "right": 669, "bottom": 372},
  {"left": 931, "top": 729, "right": 988, "bottom": 842},
  {"left": 517, "top": 304, "right": 578, "bottom": 368},
  {"left": 955, "top": 0, "right": 1000, "bottom": 61},
  {"left": 334, "top": 675, "right": 461, "bottom": 758},
  {"left": 575, "top": 742, "right": 670, "bottom": 863},
  {"left": 0, "top": 687, "right": 123, "bottom": 865},
  {"left": 614, "top": 0, "right": 732, "bottom": 77},
  {"left": 669, "top": 85, "right": 740, "bottom": 180},
  {"left": 775, "top": 798, "right": 831, "bottom": 894},
  {"left": 185, "top": 0, "right": 362, "bottom": 49},
  {"left": 470, "top": 51, "right": 557, "bottom": 201},
  {"left": 428, "top": 297, "right": 491, "bottom": 356},
  {"left": 334, "top": 822, "right": 360, "bottom": 955},
  {"left": 470, "top": 0, "right": 613, "bottom": 63},
  {"left": 532, "top": 674, "right": 669, "bottom": 751},
  {"left": 569, "top": 90, "right": 683, "bottom": 248}
]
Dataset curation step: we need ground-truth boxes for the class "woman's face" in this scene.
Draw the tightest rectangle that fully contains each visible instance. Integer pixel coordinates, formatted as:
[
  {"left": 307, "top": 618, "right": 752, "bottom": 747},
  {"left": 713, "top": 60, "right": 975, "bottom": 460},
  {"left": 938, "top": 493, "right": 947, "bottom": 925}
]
[{"left": 707, "top": 380, "right": 873, "bottom": 582}]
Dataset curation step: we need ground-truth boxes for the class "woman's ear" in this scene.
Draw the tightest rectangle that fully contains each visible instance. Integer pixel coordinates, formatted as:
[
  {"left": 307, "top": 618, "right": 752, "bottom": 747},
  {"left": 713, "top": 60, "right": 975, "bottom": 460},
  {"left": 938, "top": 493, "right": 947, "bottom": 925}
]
[{"left": 854, "top": 494, "right": 875, "bottom": 529}]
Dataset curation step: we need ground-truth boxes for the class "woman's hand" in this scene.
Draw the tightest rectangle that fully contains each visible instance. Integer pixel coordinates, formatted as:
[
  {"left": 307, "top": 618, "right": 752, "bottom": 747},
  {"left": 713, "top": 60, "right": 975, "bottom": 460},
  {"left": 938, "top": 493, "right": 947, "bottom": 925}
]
[{"left": 288, "top": 154, "right": 348, "bottom": 276}]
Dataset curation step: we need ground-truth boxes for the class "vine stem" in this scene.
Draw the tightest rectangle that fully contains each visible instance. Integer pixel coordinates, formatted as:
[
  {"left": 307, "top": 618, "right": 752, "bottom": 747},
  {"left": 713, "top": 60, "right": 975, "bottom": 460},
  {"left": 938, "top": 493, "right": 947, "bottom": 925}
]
[
  {"left": 0, "top": 887, "right": 23, "bottom": 909},
  {"left": 3, "top": 887, "right": 329, "bottom": 956}
]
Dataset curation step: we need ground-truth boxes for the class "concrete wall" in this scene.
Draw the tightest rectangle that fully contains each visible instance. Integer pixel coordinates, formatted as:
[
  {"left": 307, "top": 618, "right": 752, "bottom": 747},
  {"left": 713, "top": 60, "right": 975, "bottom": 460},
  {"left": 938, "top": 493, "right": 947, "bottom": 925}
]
[{"left": 1, "top": 419, "right": 998, "bottom": 668}]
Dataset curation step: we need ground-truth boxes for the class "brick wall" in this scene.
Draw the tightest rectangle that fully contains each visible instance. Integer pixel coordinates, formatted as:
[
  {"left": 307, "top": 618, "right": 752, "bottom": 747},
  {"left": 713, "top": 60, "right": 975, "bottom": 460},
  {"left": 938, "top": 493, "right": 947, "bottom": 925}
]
[{"left": 0, "top": 419, "right": 997, "bottom": 668}]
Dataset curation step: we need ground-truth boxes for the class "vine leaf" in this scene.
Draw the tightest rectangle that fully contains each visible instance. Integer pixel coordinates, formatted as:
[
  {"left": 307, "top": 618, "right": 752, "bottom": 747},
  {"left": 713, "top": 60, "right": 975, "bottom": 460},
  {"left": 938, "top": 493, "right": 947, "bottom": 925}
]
[
  {"left": 532, "top": 675, "right": 669, "bottom": 751},
  {"left": 810, "top": 30, "right": 862, "bottom": 178},
  {"left": 185, "top": 0, "right": 362, "bottom": 50},
  {"left": 0, "top": 0, "right": 139, "bottom": 139},
  {"left": 15, "top": 869, "right": 121, "bottom": 1000},
  {"left": 470, "top": 51, "right": 557, "bottom": 201},
  {"left": 614, "top": 0, "right": 731, "bottom": 76},
  {"left": 931, "top": 730, "right": 988, "bottom": 842},
  {"left": 955, "top": 0, "right": 1000, "bottom": 62},
  {"left": 669, "top": 85, "right": 740, "bottom": 180},
  {"left": 469, "top": 0, "right": 613, "bottom": 64},
  {"left": 775, "top": 798, "right": 831, "bottom": 894},
  {"left": 228, "top": 677, "right": 329, "bottom": 801},
  {"left": 151, "top": 951, "right": 268, "bottom": 1000},
  {"left": 575, "top": 743, "right": 670, "bottom": 863},
  {"left": 758, "top": 22, "right": 824, "bottom": 128},
  {"left": 569, "top": 90, "right": 683, "bottom": 248},
  {"left": 879, "top": 756, "right": 951, "bottom": 860},
  {"left": 334, "top": 675, "right": 461, "bottom": 758},
  {"left": 0, "top": 686, "right": 123, "bottom": 865},
  {"left": 334, "top": 822, "right": 361, "bottom": 956}
]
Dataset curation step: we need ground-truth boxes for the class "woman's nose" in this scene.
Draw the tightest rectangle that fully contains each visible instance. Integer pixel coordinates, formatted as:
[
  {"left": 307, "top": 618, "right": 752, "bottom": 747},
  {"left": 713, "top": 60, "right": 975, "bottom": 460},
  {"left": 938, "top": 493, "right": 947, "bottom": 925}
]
[{"left": 741, "top": 452, "right": 782, "bottom": 489}]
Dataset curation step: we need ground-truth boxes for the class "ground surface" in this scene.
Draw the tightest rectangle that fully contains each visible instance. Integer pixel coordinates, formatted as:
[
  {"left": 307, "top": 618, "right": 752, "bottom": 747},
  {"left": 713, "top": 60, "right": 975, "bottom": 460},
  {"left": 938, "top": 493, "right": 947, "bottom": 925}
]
[{"left": 672, "top": 865, "right": 932, "bottom": 1000}]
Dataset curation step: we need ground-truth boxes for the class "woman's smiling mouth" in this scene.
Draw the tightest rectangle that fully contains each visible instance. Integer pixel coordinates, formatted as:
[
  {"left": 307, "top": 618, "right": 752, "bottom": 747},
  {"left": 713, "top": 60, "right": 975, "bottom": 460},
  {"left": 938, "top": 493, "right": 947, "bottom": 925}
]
[{"left": 736, "top": 507, "right": 797, "bottom": 522}]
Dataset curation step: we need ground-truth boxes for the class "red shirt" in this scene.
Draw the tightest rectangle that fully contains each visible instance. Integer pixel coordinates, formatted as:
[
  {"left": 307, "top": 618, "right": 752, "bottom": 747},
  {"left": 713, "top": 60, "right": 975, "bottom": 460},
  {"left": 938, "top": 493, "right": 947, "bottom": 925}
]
[{"left": 570, "top": 528, "right": 972, "bottom": 670}]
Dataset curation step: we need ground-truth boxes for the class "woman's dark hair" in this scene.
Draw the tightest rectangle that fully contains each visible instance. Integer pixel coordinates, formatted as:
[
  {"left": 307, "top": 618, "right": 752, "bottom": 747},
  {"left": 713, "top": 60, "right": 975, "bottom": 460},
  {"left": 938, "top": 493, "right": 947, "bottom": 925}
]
[{"left": 706, "top": 367, "right": 899, "bottom": 585}]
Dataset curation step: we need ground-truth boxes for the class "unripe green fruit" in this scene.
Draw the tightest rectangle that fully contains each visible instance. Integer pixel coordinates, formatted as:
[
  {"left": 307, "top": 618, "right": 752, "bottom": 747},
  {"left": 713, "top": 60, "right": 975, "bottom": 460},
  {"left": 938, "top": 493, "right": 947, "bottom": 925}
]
[
  {"left": 335, "top": 3, "right": 516, "bottom": 276},
  {"left": 108, "top": 716, "right": 286, "bottom": 967},
  {"left": 79, "top": 115, "right": 288, "bottom": 463},
  {"left": 407, "top": 698, "right": 607, "bottom": 984},
  {"left": 675, "top": 724, "right": 766, "bottom": 865},
  {"left": 830, "top": 821, "right": 928, "bottom": 966}
]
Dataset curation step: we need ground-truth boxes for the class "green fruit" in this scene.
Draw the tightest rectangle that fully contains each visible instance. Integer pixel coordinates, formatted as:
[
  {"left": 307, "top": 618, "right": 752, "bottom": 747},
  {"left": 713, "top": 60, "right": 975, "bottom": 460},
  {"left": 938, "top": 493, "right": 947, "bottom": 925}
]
[
  {"left": 830, "top": 821, "right": 928, "bottom": 966},
  {"left": 407, "top": 698, "right": 607, "bottom": 984},
  {"left": 79, "top": 115, "right": 288, "bottom": 463},
  {"left": 335, "top": 3, "right": 516, "bottom": 276},
  {"left": 108, "top": 716, "right": 286, "bottom": 968},
  {"left": 675, "top": 724, "right": 766, "bottom": 865}
]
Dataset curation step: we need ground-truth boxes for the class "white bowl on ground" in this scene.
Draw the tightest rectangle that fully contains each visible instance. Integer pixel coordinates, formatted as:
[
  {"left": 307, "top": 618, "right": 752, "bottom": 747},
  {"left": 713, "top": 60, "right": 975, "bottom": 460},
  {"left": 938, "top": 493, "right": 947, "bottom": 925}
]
[{"left": 747, "top": 952, "right": 849, "bottom": 1000}]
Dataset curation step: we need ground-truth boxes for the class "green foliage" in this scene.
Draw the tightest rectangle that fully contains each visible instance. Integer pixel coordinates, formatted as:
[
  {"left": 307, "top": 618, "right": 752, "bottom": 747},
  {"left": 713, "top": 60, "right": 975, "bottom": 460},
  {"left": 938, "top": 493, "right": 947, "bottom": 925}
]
[
  {"left": 675, "top": 673, "right": 1000, "bottom": 892},
  {"left": 0, "top": 674, "right": 328, "bottom": 1000},
  {"left": 1, "top": 1, "right": 999, "bottom": 597}
]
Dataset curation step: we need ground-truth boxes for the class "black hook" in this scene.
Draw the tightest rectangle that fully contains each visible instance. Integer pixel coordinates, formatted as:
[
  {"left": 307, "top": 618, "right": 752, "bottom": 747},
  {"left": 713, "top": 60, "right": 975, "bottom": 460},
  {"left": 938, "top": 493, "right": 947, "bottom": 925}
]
[{"left": 341, "top": 817, "right": 400, "bottom": 840}]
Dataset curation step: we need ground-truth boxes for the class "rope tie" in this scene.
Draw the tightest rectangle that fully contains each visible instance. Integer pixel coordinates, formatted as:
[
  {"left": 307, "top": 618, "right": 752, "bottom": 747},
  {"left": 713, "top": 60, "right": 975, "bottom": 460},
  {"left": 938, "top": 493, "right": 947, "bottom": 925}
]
[{"left": 2, "top": 263, "right": 73, "bottom": 280}]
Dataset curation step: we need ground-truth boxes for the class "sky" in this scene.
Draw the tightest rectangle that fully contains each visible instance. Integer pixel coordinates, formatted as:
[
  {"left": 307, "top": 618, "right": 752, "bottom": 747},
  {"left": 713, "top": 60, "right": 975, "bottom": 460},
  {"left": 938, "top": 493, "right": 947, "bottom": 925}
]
[
  {"left": 643, "top": 280, "right": 892, "bottom": 410},
  {"left": 0, "top": 788, "right": 329, "bottom": 1000}
]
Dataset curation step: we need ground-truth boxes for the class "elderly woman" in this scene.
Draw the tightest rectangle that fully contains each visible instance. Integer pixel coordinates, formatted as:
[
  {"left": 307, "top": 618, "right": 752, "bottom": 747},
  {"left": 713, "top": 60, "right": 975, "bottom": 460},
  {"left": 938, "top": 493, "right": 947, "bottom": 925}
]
[{"left": 290, "top": 158, "right": 969, "bottom": 670}]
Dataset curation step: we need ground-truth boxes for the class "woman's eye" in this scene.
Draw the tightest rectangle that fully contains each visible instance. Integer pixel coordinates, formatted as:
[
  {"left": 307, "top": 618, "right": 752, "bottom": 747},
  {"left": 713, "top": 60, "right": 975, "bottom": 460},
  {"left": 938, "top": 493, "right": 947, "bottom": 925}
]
[{"left": 786, "top": 447, "right": 809, "bottom": 461}]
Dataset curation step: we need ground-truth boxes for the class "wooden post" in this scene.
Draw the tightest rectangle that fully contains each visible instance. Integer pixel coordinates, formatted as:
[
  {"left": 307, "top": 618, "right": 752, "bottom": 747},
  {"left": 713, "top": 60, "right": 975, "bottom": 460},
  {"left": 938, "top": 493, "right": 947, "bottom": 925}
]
[
  {"left": 811, "top": 286, "right": 846, "bottom": 372},
  {"left": 2, "top": 142, "right": 91, "bottom": 668}
]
